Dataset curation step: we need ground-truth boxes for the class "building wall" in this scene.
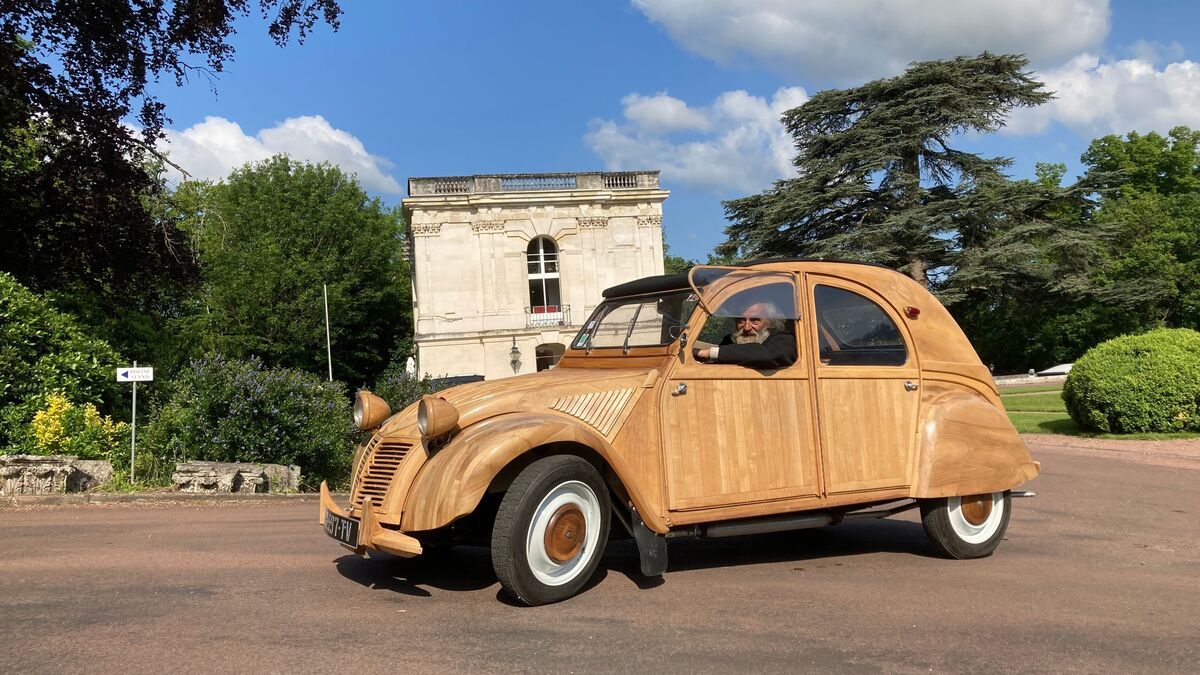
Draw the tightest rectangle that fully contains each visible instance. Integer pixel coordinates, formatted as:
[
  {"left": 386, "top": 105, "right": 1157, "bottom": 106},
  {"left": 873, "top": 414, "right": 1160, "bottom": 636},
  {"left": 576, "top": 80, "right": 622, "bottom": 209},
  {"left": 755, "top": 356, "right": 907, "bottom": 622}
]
[{"left": 403, "top": 172, "right": 668, "bottom": 380}]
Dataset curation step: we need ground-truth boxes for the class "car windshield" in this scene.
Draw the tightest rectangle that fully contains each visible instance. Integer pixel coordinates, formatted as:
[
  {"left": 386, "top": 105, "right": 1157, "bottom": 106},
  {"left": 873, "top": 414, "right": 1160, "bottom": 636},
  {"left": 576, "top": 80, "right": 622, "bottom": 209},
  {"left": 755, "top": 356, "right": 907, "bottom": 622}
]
[{"left": 573, "top": 290, "right": 698, "bottom": 351}]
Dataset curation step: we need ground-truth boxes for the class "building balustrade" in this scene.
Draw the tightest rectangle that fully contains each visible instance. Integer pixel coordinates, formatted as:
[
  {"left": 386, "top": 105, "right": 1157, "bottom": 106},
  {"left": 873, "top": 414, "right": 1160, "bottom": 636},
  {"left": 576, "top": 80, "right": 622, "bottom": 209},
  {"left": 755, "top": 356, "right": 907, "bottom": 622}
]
[
  {"left": 525, "top": 304, "right": 571, "bottom": 328},
  {"left": 409, "top": 171, "right": 659, "bottom": 196}
]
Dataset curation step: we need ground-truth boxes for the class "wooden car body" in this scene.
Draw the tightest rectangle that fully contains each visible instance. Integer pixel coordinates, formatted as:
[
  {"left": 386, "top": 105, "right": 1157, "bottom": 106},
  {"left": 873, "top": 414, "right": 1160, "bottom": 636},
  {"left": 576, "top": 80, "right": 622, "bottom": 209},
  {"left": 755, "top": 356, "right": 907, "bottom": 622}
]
[{"left": 320, "top": 260, "right": 1038, "bottom": 593}]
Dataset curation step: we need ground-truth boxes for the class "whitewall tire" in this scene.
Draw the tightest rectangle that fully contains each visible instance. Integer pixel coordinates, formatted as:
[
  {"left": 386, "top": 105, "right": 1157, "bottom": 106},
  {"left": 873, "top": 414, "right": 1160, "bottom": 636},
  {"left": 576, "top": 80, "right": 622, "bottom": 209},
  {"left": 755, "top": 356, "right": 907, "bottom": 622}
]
[
  {"left": 492, "top": 456, "right": 611, "bottom": 605},
  {"left": 920, "top": 490, "right": 1012, "bottom": 559}
]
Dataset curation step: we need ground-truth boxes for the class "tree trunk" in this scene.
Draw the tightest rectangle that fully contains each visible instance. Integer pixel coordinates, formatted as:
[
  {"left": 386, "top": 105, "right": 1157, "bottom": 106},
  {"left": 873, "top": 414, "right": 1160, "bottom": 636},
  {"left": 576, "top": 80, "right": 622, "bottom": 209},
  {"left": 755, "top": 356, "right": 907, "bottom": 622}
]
[
  {"left": 909, "top": 257, "right": 927, "bottom": 287},
  {"left": 900, "top": 145, "right": 927, "bottom": 288}
]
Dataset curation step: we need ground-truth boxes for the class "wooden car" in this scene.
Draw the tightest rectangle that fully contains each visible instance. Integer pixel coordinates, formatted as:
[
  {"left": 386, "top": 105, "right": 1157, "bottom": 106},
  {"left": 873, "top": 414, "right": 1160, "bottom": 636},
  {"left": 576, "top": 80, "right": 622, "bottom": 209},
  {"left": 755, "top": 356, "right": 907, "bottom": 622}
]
[{"left": 320, "top": 260, "right": 1039, "bottom": 605}]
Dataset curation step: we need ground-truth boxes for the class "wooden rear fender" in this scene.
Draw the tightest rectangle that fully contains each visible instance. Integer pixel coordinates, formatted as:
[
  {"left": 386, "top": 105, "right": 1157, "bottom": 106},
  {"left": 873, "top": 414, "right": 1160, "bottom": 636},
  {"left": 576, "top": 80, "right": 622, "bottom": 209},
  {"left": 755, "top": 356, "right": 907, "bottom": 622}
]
[
  {"left": 912, "top": 391, "right": 1040, "bottom": 498},
  {"left": 399, "top": 411, "right": 665, "bottom": 533}
]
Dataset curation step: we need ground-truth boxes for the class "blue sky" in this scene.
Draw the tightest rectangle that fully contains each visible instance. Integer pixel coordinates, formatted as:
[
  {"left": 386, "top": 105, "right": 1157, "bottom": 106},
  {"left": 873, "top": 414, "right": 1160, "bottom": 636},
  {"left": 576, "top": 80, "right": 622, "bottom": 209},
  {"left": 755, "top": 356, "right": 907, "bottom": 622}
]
[{"left": 153, "top": 0, "right": 1200, "bottom": 262}]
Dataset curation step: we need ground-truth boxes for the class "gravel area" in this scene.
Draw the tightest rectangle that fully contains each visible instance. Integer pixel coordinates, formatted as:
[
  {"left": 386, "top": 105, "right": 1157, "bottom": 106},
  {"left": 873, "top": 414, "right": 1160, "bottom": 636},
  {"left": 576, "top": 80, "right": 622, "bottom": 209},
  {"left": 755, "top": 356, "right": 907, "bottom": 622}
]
[{"left": 1023, "top": 433, "right": 1200, "bottom": 470}]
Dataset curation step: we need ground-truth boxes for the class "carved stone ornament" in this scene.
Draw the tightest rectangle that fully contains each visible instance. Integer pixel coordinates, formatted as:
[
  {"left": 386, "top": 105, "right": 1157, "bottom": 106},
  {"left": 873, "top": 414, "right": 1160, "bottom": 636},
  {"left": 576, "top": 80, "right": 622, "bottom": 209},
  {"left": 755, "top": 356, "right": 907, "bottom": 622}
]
[
  {"left": 578, "top": 217, "right": 609, "bottom": 229},
  {"left": 637, "top": 215, "right": 662, "bottom": 228},
  {"left": 471, "top": 220, "right": 506, "bottom": 234},
  {"left": 411, "top": 223, "right": 443, "bottom": 237}
]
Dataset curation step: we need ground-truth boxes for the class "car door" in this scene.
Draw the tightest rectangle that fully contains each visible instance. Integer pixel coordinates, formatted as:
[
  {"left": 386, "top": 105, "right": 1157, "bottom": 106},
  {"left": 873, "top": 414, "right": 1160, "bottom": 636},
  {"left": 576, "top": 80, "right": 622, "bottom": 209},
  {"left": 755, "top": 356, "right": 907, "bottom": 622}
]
[
  {"left": 661, "top": 270, "right": 820, "bottom": 511},
  {"left": 806, "top": 274, "right": 920, "bottom": 494}
]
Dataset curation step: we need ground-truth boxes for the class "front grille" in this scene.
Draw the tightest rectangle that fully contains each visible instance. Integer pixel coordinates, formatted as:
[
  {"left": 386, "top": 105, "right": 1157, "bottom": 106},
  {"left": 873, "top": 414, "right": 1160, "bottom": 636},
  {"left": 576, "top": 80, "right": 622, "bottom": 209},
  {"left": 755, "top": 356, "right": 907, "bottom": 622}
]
[{"left": 351, "top": 437, "right": 414, "bottom": 510}]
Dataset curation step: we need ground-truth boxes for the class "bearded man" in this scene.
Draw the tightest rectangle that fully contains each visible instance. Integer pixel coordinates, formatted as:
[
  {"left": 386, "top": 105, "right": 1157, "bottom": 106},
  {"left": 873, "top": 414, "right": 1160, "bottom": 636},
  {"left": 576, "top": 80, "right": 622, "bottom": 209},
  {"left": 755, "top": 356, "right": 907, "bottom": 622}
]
[{"left": 694, "top": 301, "right": 797, "bottom": 369}]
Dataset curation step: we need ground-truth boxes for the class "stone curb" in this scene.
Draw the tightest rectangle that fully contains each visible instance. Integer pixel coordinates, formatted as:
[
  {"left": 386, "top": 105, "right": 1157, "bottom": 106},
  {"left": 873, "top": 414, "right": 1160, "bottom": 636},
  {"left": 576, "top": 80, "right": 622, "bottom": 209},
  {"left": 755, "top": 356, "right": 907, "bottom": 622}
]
[{"left": 1, "top": 491, "right": 349, "bottom": 508}]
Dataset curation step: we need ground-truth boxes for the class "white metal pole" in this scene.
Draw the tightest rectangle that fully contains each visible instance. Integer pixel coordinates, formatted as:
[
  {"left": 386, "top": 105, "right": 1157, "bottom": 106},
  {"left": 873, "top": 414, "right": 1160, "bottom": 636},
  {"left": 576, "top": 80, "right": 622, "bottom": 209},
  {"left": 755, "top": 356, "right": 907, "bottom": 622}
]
[
  {"left": 323, "top": 284, "right": 333, "bottom": 382},
  {"left": 131, "top": 360, "right": 137, "bottom": 484}
]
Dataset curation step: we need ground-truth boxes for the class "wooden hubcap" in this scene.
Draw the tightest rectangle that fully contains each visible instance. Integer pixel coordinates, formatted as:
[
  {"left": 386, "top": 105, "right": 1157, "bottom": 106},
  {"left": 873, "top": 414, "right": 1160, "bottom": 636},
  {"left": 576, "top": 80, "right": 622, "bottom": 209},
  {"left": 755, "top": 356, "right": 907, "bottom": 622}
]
[
  {"left": 959, "top": 494, "right": 993, "bottom": 526},
  {"left": 543, "top": 504, "right": 586, "bottom": 563}
]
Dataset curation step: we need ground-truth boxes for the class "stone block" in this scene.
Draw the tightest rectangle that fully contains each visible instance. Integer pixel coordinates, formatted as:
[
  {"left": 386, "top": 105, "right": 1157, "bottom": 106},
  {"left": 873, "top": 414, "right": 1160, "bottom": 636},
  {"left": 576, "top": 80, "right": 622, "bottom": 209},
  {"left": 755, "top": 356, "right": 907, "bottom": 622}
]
[
  {"left": 172, "top": 461, "right": 299, "bottom": 494},
  {"left": 0, "top": 455, "right": 74, "bottom": 496},
  {"left": 68, "top": 460, "right": 114, "bottom": 492},
  {"left": 260, "top": 464, "right": 302, "bottom": 492}
]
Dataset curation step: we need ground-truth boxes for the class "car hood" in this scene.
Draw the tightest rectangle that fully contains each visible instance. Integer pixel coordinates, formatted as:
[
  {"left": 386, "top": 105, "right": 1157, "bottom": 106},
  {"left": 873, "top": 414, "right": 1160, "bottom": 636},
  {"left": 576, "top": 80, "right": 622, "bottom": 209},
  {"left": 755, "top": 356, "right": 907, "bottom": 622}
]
[{"left": 379, "top": 366, "right": 655, "bottom": 436}]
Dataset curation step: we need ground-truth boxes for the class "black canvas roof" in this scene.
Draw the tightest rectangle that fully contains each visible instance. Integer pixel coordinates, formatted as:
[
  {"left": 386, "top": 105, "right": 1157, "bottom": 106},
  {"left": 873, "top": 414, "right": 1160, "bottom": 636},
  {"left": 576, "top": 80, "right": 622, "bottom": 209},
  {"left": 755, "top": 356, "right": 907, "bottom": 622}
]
[
  {"left": 600, "top": 258, "right": 895, "bottom": 299},
  {"left": 601, "top": 273, "right": 690, "bottom": 299}
]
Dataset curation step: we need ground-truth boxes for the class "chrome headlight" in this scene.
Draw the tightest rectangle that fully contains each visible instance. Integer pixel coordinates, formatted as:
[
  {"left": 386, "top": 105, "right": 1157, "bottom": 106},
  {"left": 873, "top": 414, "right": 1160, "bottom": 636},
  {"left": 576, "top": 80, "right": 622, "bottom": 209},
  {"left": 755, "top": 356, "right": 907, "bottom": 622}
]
[
  {"left": 417, "top": 395, "right": 459, "bottom": 439},
  {"left": 353, "top": 390, "right": 392, "bottom": 431}
]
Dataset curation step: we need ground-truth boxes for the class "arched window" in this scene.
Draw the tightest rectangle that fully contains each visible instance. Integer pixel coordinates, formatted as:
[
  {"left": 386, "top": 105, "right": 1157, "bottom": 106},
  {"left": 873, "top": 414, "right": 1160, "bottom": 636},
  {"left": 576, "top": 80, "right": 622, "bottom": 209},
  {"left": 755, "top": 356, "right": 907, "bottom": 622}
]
[{"left": 527, "top": 237, "right": 562, "bottom": 321}]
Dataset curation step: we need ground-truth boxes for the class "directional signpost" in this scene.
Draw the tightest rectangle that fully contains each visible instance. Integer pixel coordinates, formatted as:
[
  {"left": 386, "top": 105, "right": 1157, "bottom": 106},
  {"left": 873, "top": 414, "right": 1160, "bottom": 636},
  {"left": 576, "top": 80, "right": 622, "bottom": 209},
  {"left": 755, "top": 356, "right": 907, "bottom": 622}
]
[
  {"left": 116, "top": 367, "right": 154, "bottom": 383},
  {"left": 116, "top": 363, "right": 154, "bottom": 483}
]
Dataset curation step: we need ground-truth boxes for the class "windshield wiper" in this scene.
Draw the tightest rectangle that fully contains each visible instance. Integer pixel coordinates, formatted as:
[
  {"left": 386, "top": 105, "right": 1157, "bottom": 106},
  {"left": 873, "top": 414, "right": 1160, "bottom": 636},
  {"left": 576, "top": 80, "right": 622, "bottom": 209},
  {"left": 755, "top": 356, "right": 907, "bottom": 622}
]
[{"left": 622, "top": 304, "right": 644, "bottom": 355}]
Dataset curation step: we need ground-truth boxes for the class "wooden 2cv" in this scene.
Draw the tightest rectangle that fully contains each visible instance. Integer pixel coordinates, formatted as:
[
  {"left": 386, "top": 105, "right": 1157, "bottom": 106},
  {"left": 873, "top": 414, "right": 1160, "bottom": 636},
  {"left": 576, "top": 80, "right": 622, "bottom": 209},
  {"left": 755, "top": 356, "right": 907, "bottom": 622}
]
[{"left": 320, "top": 261, "right": 1040, "bottom": 605}]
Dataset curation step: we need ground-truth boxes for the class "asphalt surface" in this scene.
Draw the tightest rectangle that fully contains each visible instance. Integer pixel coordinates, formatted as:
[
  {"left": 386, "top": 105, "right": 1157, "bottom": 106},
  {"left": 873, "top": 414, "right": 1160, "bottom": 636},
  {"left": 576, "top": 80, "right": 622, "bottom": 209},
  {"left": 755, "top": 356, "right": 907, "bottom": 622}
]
[{"left": 2, "top": 441, "right": 1198, "bottom": 674}]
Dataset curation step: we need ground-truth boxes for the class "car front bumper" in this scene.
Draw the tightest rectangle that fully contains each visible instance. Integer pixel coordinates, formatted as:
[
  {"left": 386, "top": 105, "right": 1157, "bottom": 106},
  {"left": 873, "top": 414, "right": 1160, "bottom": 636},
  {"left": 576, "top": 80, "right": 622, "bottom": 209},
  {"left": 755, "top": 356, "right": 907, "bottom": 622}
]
[{"left": 318, "top": 481, "right": 423, "bottom": 558}]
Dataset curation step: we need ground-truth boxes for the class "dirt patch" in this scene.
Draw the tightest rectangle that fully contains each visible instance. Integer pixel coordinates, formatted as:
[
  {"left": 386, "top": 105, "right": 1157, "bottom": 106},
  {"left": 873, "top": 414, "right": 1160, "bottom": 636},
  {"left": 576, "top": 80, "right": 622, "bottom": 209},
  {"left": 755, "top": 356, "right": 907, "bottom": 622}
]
[{"left": 1023, "top": 433, "right": 1200, "bottom": 470}]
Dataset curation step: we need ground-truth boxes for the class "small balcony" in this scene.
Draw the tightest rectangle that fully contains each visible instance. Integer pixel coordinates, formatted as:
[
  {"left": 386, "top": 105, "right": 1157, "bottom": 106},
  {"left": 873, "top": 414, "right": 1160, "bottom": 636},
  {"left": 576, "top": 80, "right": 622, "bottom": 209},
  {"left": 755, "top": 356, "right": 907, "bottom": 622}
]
[{"left": 526, "top": 304, "right": 571, "bottom": 328}]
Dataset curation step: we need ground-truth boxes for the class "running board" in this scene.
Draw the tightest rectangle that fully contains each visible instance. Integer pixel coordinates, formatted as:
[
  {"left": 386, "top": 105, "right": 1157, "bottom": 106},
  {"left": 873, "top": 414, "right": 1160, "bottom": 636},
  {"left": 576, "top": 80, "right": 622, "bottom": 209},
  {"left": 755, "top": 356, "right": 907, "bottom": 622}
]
[
  {"left": 1011, "top": 490, "right": 1037, "bottom": 498},
  {"left": 668, "top": 500, "right": 921, "bottom": 540}
]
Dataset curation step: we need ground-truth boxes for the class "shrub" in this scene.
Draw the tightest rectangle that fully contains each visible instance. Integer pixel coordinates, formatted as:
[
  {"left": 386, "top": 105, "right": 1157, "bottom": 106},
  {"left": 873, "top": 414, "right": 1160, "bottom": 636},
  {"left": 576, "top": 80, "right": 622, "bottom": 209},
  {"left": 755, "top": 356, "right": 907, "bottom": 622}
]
[
  {"left": 370, "top": 360, "right": 442, "bottom": 414},
  {"left": 142, "top": 355, "right": 353, "bottom": 488},
  {"left": 1063, "top": 328, "right": 1200, "bottom": 433},
  {"left": 0, "top": 273, "right": 123, "bottom": 448},
  {"left": 25, "top": 391, "right": 130, "bottom": 460}
]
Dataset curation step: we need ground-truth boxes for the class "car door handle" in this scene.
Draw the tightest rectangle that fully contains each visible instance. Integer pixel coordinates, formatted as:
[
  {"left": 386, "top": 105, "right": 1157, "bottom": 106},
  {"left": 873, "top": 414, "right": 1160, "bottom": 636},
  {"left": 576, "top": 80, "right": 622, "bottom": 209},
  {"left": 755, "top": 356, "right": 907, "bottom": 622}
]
[
  {"left": 672, "top": 383, "right": 688, "bottom": 396},
  {"left": 904, "top": 381, "right": 918, "bottom": 392}
]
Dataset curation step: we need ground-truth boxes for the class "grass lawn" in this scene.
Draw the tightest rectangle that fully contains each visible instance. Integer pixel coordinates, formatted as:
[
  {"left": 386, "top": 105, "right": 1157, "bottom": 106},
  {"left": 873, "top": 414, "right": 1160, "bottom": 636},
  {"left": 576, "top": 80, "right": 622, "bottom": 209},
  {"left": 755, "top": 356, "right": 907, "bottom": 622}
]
[
  {"left": 999, "top": 386, "right": 1200, "bottom": 440},
  {"left": 1000, "top": 391, "right": 1069, "bottom": 412}
]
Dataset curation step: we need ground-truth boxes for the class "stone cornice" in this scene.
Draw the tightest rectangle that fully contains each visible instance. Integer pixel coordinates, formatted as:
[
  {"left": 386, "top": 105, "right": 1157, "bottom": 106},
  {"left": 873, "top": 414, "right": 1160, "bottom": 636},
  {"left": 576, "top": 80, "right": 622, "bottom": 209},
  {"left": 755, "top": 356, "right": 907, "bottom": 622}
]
[
  {"left": 411, "top": 223, "right": 442, "bottom": 237},
  {"left": 471, "top": 220, "right": 505, "bottom": 234}
]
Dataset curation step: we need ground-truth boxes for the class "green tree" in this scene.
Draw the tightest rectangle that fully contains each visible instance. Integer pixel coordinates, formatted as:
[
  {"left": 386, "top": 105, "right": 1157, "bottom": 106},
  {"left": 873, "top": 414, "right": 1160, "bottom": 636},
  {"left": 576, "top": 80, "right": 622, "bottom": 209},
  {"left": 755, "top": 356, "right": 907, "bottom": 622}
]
[
  {"left": 177, "top": 156, "right": 408, "bottom": 386},
  {"left": 1083, "top": 127, "right": 1200, "bottom": 329},
  {"left": 1, "top": 1, "right": 340, "bottom": 301},
  {"left": 943, "top": 163, "right": 1116, "bottom": 370},
  {"left": 720, "top": 53, "right": 1053, "bottom": 287}
]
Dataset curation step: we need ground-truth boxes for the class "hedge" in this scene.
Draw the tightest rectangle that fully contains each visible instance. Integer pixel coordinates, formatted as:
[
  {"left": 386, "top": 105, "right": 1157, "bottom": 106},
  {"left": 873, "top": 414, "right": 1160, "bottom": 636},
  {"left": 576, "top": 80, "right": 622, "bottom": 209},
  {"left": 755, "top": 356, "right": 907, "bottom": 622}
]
[{"left": 1063, "top": 328, "right": 1200, "bottom": 433}]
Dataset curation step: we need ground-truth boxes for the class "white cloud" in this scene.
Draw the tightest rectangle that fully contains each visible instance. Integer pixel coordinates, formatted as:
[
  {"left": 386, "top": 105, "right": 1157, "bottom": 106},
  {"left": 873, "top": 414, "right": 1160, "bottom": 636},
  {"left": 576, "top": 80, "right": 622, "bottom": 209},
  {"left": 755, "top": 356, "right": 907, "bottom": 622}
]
[
  {"left": 584, "top": 87, "right": 807, "bottom": 194},
  {"left": 160, "top": 115, "right": 402, "bottom": 194},
  {"left": 1007, "top": 54, "right": 1200, "bottom": 137},
  {"left": 622, "top": 93, "right": 710, "bottom": 133},
  {"left": 633, "top": 0, "right": 1110, "bottom": 81},
  {"left": 1126, "top": 40, "right": 1186, "bottom": 66}
]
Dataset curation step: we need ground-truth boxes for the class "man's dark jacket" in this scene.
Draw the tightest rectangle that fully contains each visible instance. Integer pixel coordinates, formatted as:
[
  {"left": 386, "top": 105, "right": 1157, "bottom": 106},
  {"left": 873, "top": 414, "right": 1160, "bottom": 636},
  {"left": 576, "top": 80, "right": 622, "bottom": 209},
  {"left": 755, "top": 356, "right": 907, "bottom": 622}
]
[{"left": 714, "top": 330, "right": 797, "bottom": 369}]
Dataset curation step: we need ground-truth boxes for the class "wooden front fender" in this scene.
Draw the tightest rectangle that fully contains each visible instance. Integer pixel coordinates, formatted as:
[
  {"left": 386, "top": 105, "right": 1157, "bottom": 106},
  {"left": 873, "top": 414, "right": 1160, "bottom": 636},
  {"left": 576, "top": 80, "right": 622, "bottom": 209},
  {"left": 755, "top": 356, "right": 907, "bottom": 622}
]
[
  {"left": 912, "top": 392, "right": 1040, "bottom": 498},
  {"left": 400, "top": 412, "right": 666, "bottom": 533}
]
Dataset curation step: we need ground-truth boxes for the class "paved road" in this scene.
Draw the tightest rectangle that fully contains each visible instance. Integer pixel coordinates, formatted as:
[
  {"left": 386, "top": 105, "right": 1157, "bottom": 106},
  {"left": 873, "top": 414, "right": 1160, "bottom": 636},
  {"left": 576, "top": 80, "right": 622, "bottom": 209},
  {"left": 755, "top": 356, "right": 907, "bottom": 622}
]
[{"left": 2, "top": 442, "right": 1198, "bottom": 674}]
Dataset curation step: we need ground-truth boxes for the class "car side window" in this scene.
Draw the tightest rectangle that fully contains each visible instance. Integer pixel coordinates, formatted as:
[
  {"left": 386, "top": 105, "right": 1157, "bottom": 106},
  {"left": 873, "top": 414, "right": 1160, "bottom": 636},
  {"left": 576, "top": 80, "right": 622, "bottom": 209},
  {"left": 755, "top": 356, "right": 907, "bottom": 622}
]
[
  {"left": 691, "top": 280, "right": 800, "bottom": 369},
  {"left": 814, "top": 285, "right": 907, "bottom": 366}
]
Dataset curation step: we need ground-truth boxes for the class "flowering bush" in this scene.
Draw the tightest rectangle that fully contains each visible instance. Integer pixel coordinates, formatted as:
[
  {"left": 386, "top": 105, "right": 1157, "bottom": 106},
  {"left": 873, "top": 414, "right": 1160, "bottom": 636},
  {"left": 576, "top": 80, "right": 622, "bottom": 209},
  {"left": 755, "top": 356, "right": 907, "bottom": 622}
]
[
  {"left": 27, "top": 391, "right": 130, "bottom": 461},
  {"left": 370, "top": 361, "right": 443, "bottom": 414},
  {"left": 142, "top": 355, "right": 354, "bottom": 488}
]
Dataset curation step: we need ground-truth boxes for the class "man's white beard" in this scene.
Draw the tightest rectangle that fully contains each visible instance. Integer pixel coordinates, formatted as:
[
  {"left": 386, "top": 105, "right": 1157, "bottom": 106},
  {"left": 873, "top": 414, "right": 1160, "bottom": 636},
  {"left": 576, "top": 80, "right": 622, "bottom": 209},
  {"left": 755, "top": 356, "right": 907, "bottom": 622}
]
[{"left": 732, "top": 328, "right": 770, "bottom": 345}]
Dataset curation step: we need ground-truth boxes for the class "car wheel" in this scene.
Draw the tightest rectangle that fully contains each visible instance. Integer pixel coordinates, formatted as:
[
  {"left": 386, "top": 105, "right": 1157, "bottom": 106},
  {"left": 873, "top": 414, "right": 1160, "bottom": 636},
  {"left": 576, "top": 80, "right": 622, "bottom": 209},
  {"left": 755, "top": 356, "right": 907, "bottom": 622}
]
[
  {"left": 920, "top": 490, "right": 1012, "bottom": 559},
  {"left": 491, "top": 456, "right": 611, "bottom": 606}
]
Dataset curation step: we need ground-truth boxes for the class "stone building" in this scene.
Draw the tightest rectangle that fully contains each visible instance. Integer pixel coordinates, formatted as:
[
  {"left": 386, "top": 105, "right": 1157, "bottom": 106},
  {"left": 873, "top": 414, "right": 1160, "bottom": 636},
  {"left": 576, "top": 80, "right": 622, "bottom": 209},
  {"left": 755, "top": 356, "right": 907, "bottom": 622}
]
[{"left": 402, "top": 171, "right": 668, "bottom": 380}]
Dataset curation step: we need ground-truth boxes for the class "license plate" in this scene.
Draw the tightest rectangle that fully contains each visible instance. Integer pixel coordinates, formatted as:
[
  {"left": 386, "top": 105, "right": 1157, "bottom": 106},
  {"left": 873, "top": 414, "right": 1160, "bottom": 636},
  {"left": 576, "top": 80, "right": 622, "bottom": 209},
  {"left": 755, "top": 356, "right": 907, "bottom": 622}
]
[{"left": 324, "top": 510, "right": 360, "bottom": 547}]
